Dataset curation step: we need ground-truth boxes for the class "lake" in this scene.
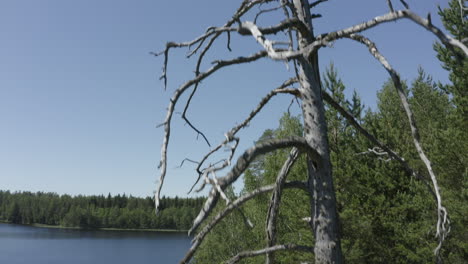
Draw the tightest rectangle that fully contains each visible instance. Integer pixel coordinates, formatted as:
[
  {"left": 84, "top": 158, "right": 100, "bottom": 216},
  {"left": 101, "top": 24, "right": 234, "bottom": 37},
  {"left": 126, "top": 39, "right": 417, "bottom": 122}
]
[{"left": 0, "top": 223, "right": 191, "bottom": 264}]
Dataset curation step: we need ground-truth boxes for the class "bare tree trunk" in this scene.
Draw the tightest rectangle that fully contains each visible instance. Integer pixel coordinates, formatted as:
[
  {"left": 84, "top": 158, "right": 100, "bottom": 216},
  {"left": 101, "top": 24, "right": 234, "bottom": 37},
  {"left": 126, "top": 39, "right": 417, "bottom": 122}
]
[{"left": 294, "top": 1, "right": 343, "bottom": 263}]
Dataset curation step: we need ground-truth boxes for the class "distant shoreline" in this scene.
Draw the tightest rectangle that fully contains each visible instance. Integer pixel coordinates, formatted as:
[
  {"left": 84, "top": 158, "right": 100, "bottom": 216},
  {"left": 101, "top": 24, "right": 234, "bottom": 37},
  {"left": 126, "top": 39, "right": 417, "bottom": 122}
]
[{"left": 0, "top": 221, "right": 188, "bottom": 233}]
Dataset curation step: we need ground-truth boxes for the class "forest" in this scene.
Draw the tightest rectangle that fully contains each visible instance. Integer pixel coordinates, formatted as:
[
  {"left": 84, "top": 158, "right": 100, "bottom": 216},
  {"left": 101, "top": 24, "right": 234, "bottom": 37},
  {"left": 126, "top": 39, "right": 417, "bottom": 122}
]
[{"left": 0, "top": 190, "right": 204, "bottom": 231}]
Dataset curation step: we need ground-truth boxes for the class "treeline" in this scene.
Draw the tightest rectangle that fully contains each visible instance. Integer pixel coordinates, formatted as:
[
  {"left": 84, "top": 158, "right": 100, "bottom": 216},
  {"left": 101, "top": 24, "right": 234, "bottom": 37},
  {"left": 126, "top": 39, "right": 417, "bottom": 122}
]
[{"left": 0, "top": 191, "right": 204, "bottom": 230}]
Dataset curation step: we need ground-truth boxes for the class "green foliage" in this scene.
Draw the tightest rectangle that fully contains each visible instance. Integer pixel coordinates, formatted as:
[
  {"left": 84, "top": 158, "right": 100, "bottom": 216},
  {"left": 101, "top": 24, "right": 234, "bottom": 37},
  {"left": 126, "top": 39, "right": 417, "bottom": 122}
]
[
  {"left": 433, "top": 2, "right": 468, "bottom": 261},
  {"left": 0, "top": 191, "right": 204, "bottom": 230},
  {"left": 193, "top": 62, "right": 467, "bottom": 263},
  {"left": 433, "top": 0, "right": 468, "bottom": 120}
]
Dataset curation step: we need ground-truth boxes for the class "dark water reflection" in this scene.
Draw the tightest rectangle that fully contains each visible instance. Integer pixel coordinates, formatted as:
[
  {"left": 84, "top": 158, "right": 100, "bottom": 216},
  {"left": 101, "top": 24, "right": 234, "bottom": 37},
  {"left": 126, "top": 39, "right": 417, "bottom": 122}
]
[{"left": 0, "top": 223, "right": 191, "bottom": 264}]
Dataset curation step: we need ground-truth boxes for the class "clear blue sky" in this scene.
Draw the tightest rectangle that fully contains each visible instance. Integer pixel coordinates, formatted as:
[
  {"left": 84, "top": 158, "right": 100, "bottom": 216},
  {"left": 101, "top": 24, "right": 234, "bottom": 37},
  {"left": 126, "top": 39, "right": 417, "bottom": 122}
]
[{"left": 0, "top": 0, "right": 451, "bottom": 198}]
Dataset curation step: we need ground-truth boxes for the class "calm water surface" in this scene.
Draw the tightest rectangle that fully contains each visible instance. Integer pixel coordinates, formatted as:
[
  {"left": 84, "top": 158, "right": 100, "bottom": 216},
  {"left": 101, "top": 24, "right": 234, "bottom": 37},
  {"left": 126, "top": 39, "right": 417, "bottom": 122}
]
[{"left": 0, "top": 223, "right": 191, "bottom": 264}]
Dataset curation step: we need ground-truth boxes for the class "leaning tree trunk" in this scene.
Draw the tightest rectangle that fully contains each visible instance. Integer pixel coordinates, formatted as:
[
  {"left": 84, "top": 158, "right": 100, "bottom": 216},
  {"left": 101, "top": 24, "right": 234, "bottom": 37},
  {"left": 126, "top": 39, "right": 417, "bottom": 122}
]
[{"left": 294, "top": 0, "right": 343, "bottom": 263}]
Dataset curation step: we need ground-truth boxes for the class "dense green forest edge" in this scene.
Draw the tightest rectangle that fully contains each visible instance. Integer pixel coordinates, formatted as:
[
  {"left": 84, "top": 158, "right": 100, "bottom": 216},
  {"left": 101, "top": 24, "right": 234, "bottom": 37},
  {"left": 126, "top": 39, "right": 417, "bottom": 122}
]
[{"left": 0, "top": 190, "right": 204, "bottom": 231}]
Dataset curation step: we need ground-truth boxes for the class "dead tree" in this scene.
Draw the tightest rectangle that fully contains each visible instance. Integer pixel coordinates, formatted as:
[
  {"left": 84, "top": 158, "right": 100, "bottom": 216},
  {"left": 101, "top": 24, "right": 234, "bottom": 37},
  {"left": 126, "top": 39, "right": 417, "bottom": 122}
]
[{"left": 153, "top": 0, "right": 467, "bottom": 263}]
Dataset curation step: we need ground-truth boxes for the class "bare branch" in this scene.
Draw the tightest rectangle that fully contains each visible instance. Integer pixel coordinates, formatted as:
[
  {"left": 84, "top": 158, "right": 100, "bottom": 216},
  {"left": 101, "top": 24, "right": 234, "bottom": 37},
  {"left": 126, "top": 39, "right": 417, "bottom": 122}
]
[
  {"left": 356, "top": 147, "right": 390, "bottom": 157},
  {"left": 190, "top": 0, "right": 275, "bottom": 70},
  {"left": 458, "top": 0, "right": 468, "bottom": 19},
  {"left": 322, "top": 90, "right": 436, "bottom": 196},
  {"left": 399, "top": 0, "right": 409, "bottom": 9},
  {"left": 311, "top": 14, "right": 322, "bottom": 19},
  {"left": 153, "top": 0, "right": 275, "bottom": 97},
  {"left": 386, "top": 0, "right": 394, "bottom": 13},
  {"left": 238, "top": 9, "right": 468, "bottom": 62},
  {"left": 158, "top": 18, "right": 310, "bottom": 146},
  {"left": 254, "top": 5, "right": 283, "bottom": 24},
  {"left": 179, "top": 1, "right": 279, "bottom": 145},
  {"left": 189, "top": 78, "right": 300, "bottom": 193},
  {"left": 309, "top": 0, "right": 328, "bottom": 9},
  {"left": 226, "top": 244, "right": 313, "bottom": 264},
  {"left": 356, "top": 147, "right": 392, "bottom": 162},
  {"left": 189, "top": 136, "right": 322, "bottom": 236},
  {"left": 180, "top": 181, "right": 308, "bottom": 264},
  {"left": 314, "top": 10, "right": 468, "bottom": 57},
  {"left": 226, "top": 31, "right": 232, "bottom": 52},
  {"left": 241, "top": 21, "right": 309, "bottom": 60},
  {"left": 238, "top": 18, "right": 311, "bottom": 38},
  {"left": 348, "top": 33, "right": 449, "bottom": 260},
  {"left": 181, "top": 84, "right": 211, "bottom": 146},
  {"left": 155, "top": 51, "right": 269, "bottom": 213},
  {"left": 177, "top": 158, "right": 199, "bottom": 168},
  {"left": 211, "top": 170, "right": 230, "bottom": 204},
  {"left": 266, "top": 148, "right": 300, "bottom": 263}
]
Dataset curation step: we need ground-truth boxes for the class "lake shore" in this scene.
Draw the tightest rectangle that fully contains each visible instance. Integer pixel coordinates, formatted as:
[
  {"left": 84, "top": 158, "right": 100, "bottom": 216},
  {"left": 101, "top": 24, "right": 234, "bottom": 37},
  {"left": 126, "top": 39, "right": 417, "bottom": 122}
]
[
  {"left": 0, "top": 223, "right": 191, "bottom": 264},
  {"left": 0, "top": 221, "right": 187, "bottom": 233}
]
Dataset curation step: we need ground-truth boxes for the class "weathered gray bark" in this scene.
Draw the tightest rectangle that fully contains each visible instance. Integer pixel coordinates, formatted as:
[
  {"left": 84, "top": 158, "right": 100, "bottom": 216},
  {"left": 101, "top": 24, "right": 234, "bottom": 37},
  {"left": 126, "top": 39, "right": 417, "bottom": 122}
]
[{"left": 294, "top": 0, "right": 343, "bottom": 263}]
